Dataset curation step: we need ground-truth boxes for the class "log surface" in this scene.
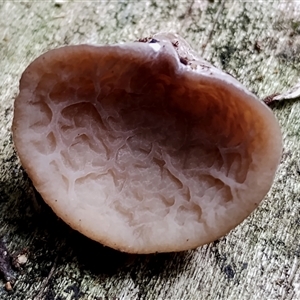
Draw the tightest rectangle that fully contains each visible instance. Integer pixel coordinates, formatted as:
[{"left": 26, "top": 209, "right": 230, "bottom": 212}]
[{"left": 0, "top": 1, "right": 299, "bottom": 299}]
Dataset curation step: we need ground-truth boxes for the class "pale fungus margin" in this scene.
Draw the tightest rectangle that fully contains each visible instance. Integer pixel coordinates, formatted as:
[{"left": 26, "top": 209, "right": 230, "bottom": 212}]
[{"left": 12, "top": 33, "right": 282, "bottom": 254}]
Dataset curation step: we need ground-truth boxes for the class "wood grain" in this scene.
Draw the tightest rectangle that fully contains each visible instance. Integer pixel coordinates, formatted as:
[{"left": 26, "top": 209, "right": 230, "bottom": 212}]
[{"left": 0, "top": 1, "right": 299, "bottom": 299}]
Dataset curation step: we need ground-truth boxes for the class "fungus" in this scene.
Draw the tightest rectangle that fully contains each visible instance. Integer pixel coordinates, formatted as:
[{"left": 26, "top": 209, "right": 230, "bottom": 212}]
[{"left": 12, "top": 33, "right": 282, "bottom": 253}]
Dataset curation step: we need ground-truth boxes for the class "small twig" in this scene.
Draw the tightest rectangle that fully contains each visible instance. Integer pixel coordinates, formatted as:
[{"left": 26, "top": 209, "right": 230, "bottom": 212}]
[
  {"left": 262, "top": 93, "right": 280, "bottom": 106},
  {"left": 263, "top": 80, "right": 300, "bottom": 106},
  {"left": 33, "top": 255, "right": 58, "bottom": 300}
]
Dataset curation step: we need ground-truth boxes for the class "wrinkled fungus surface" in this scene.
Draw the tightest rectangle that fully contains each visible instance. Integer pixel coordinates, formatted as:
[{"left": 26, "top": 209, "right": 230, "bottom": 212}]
[{"left": 13, "top": 33, "right": 282, "bottom": 253}]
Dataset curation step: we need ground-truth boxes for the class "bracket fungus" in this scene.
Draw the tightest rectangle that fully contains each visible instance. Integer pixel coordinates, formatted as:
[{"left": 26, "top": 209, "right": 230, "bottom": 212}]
[{"left": 12, "top": 33, "right": 282, "bottom": 254}]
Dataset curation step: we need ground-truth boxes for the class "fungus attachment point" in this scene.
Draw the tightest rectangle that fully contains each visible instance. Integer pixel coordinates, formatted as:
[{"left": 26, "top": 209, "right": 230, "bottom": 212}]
[{"left": 13, "top": 33, "right": 282, "bottom": 254}]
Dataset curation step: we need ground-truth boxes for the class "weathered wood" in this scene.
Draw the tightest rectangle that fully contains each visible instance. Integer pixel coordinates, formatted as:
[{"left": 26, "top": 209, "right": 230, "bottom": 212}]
[{"left": 0, "top": 1, "right": 299, "bottom": 299}]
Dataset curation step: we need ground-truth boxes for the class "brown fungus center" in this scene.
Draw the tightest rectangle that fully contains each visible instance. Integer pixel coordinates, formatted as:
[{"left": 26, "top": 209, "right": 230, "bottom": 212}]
[{"left": 12, "top": 34, "right": 282, "bottom": 253}]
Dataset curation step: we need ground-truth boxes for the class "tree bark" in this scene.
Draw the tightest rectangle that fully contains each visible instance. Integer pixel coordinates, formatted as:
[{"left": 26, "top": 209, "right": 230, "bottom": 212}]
[{"left": 0, "top": 1, "right": 299, "bottom": 299}]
